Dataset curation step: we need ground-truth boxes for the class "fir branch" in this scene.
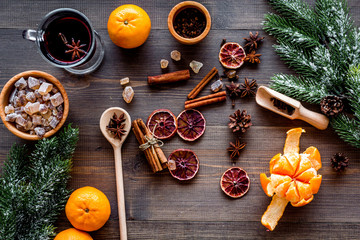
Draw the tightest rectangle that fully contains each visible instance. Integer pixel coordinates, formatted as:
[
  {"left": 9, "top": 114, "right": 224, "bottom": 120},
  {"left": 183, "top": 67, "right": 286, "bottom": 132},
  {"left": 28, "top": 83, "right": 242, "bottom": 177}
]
[
  {"left": 264, "top": 13, "right": 320, "bottom": 49},
  {"left": 265, "top": 0, "right": 360, "bottom": 148},
  {"left": 316, "top": 0, "right": 354, "bottom": 89},
  {"left": 346, "top": 65, "right": 360, "bottom": 119},
  {"left": 0, "top": 124, "right": 79, "bottom": 240},
  {"left": 270, "top": 73, "right": 328, "bottom": 103},
  {"left": 332, "top": 114, "right": 360, "bottom": 148},
  {"left": 273, "top": 43, "right": 319, "bottom": 79},
  {"left": 268, "top": 0, "right": 320, "bottom": 37}
]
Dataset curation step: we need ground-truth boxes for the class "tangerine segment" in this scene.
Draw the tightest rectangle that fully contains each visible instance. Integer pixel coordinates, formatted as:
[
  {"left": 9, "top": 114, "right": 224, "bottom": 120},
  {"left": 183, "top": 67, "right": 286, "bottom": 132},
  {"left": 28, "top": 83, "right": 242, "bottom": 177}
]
[
  {"left": 65, "top": 186, "right": 111, "bottom": 232},
  {"left": 261, "top": 195, "right": 289, "bottom": 231},
  {"left": 260, "top": 173, "right": 272, "bottom": 197},
  {"left": 54, "top": 228, "right": 93, "bottom": 240},
  {"left": 271, "top": 155, "right": 296, "bottom": 176},
  {"left": 303, "top": 146, "right": 322, "bottom": 170},
  {"left": 294, "top": 155, "right": 313, "bottom": 179},
  {"left": 146, "top": 109, "right": 178, "bottom": 140},
  {"left": 283, "top": 128, "right": 304, "bottom": 155},
  {"left": 221, "top": 167, "right": 250, "bottom": 198},
  {"left": 291, "top": 195, "right": 314, "bottom": 207},
  {"left": 269, "top": 153, "right": 281, "bottom": 174},
  {"left": 168, "top": 149, "right": 199, "bottom": 181},
  {"left": 309, "top": 175, "right": 322, "bottom": 194}
]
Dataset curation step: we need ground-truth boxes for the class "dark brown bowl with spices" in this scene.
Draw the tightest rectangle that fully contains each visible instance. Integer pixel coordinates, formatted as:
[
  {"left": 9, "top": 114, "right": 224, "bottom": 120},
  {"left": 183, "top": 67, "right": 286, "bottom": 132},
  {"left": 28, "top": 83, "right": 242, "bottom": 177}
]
[{"left": 168, "top": 1, "right": 211, "bottom": 45}]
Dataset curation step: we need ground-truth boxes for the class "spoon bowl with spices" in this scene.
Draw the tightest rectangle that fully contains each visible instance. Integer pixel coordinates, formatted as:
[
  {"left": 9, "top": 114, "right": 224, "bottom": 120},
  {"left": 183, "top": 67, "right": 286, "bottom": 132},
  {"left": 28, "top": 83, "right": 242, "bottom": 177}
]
[
  {"left": 100, "top": 107, "right": 131, "bottom": 240},
  {"left": 168, "top": 1, "right": 211, "bottom": 45},
  {"left": 256, "top": 86, "right": 329, "bottom": 130}
]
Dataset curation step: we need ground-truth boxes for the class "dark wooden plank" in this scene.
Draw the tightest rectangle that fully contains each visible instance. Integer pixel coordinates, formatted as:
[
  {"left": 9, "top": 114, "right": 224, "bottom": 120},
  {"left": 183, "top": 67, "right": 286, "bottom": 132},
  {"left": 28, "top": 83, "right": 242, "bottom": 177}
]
[{"left": 0, "top": 0, "right": 360, "bottom": 239}]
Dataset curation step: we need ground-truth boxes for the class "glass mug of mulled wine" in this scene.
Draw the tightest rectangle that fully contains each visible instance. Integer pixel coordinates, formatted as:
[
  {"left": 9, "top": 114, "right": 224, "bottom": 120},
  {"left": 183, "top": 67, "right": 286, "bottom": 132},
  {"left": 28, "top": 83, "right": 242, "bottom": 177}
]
[{"left": 23, "top": 8, "right": 104, "bottom": 74}]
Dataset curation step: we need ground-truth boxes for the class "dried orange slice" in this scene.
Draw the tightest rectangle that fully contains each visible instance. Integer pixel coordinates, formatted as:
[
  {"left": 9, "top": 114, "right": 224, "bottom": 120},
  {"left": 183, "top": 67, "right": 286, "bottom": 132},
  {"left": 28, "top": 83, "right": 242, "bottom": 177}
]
[
  {"left": 220, "top": 167, "right": 250, "bottom": 198},
  {"left": 260, "top": 128, "right": 322, "bottom": 231},
  {"left": 168, "top": 149, "right": 199, "bottom": 181},
  {"left": 219, "top": 42, "right": 246, "bottom": 69},
  {"left": 147, "top": 109, "right": 178, "bottom": 140},
  {"left": 177, "top": 109, "right": 206, "bottom": 141}
]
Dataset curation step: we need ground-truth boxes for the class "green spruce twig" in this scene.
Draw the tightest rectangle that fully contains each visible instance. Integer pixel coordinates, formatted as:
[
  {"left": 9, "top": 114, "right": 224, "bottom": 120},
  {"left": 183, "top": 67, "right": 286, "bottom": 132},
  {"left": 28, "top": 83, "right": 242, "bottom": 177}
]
[{"left": 0, "top": 124, "right": 79, "bottom": 240}]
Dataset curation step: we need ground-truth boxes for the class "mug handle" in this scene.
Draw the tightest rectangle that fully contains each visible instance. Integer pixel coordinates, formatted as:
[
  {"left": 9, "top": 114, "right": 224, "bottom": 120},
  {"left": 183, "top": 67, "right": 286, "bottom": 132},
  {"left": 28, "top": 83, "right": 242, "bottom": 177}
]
[{"left": 22, "top": 29, "right": 37, "bottom": 42}]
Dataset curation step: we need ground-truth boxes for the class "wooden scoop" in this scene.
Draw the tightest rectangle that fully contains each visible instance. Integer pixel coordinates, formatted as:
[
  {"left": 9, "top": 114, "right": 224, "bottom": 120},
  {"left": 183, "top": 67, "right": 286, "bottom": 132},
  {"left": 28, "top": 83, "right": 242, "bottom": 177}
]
[
  {"left": 256, "top": 86, "right": 329, "bottom": 130},
  {"left": 100, "top": 107, "right": 132, "bottom": 240}
]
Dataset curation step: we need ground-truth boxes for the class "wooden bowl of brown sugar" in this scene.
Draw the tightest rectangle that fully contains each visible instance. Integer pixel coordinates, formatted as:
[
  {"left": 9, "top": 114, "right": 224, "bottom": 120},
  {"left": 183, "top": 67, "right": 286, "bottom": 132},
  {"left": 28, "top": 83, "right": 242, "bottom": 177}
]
[
  {"left": 0, "top": 70, "right": 69, "bottom": 140},
  {"left": 168, "top": 1, "right": 211, "bottom": 45}
]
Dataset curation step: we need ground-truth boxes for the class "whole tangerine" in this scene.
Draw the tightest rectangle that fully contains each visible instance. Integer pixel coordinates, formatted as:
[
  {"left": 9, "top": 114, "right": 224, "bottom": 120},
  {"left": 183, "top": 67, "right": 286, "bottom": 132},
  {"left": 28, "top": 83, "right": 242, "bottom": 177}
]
[
  {"left": 107, "top": 4, "right": 151, "bottom": 49},
  {"left": 54, "top": 228, "right": 93, "bottom": 240},
  {"left": 65, "top": 186, "right": 111, "bottom": 232}
]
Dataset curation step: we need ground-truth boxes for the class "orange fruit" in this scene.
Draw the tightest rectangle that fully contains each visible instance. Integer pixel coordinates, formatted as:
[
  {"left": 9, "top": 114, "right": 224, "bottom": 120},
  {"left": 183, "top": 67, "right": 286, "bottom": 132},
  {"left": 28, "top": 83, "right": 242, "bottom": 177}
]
[
  {"left": 107, "top": 4, "right": 151, "bottom": 49},
  {"left": 54, "top": 228, "right": 93, "bottom": 240},
  {"left": 260, "top": 128, "right": 322, "bottom": 231},
  {"left": 65, "top": 186, "right": 111, "bottom": 232}
]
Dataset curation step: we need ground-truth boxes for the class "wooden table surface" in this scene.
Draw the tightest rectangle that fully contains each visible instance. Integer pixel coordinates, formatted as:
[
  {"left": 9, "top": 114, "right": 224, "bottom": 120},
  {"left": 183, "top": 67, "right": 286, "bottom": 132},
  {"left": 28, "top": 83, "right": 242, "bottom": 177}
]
[{"left": 1, "top": 0, "right": 360, "bottom": 239}]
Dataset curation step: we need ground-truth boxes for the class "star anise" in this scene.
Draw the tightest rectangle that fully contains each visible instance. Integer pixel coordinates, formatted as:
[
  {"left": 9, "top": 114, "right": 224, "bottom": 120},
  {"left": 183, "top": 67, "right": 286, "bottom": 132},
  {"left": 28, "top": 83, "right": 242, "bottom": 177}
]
[
  {"left": 243, "top": 31, "right": 264, "bottom": 51},
  {"left": 226, "top": 81, "right": 241, "bottom": 107},
  {"left": 107, "top": 113, "right": 127, "bottom": 140},
  {"left": 240, "top": 78, "right": 258, "bottom": 98},
  {"left": 59, "top": 33, "right": 87, "bottom": 60},
  {"left": 244, "top": 50, "right": 261, "bottom": 64},
  {"left": 227, "top": 139, "right": 246, "bottom": 160}
]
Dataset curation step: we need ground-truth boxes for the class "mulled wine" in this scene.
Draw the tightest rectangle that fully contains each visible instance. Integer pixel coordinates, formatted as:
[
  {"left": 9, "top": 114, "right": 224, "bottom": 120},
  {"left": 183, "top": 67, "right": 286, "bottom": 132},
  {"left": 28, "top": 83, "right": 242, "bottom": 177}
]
[
  {"left": 23, "top": 8, "right": 104, "bottom": 74},
  {"left": 40, "top": 15, "right": 93, "bottom": 66}
]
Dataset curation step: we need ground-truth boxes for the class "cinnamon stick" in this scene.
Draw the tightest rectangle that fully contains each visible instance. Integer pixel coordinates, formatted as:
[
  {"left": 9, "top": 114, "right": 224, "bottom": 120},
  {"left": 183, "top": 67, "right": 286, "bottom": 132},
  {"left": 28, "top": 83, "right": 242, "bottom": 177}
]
[
  {"left": 138, "top": 119, "right": 168, "bottom": 167},
  {"left": 187, "top": 67, "right": 218, "bottom": 99},
  {"left": 132, "top": 121, "right": 159, "bottom": 173},
  {"left": 132, "top": 119, "right": 163, "bottom": 173},
  {"left": 185, "top": 91, "right": 226, "bottom": 105},
  {"left": 185, "top": 96, "right": 226, "bottom": 109},
  {"left": 148, "top": 70, "right": 190, "bottom": 85}
]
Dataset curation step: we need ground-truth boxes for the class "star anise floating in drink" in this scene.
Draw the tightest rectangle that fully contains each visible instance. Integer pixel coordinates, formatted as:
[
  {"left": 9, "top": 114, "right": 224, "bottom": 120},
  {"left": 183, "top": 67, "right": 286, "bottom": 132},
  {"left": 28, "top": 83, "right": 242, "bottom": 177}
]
[
  {"left": 59, "top": 33, "right": 87, "bottom": 60},
  {"left": 107, "top": 113, "right": 126, "bottom": 140},
  {"left": 240, "top": 78, "right": 258, "bottom": 98},
  {"left": 227, "top": 140, "right": 246, "bottom": 160}
]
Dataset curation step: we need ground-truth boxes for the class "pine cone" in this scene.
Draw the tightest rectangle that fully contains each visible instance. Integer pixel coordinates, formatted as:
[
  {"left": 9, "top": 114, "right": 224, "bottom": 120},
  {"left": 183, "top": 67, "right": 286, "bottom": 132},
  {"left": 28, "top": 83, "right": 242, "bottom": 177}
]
[
  {"left": 228, "top": 109, "right": 252, "bottom": 133},
  {"left": 320, "top": 96, "right": 344, "bottom": 117},
  {"left": 331, "top": 153, "right": 349, "bottom": 172}
]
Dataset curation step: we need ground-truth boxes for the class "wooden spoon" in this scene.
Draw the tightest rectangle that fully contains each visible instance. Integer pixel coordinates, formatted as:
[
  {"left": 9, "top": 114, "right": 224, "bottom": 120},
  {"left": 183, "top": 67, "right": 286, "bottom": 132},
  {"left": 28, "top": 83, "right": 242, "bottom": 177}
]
[
  {"left": 256, "top": 86, "right": 329, "bottom": 130},
  {"left": 100, "top": 107, "right": 131, "bottom": 240}
]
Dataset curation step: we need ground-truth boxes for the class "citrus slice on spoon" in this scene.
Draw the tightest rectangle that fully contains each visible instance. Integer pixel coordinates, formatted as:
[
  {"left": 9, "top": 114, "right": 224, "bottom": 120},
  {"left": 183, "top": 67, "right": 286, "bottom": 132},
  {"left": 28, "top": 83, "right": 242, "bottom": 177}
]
[
  {"left": 146, "top": 109, "right": 178, "bottom": 140},
  {"left": 168, "top": 149, "right": 199, "bottom": 181},
  {"left": 220, "top": 167, "right": 250, "bottom": 198},
  {"left": 219, "top": 42, "right": 246, "bottom": 69},
  {"left": 177, "top": 109, "right": 206, "bottom": 141}
]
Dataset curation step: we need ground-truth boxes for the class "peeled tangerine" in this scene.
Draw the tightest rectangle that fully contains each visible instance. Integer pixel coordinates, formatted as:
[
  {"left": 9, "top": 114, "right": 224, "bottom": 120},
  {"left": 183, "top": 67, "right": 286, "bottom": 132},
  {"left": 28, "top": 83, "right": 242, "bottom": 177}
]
[{"left": 260, "top": 128, "right": 322, "bottom": 231}]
